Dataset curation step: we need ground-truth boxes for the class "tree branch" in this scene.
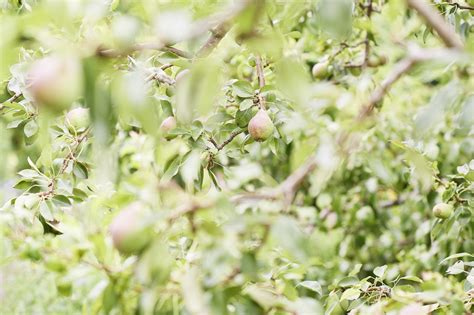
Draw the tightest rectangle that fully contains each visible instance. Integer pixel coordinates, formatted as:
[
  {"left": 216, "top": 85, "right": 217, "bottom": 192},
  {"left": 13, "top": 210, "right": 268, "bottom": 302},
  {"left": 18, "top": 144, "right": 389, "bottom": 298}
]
[
  {"left": 98, "top": 44, "right": 190, "bottom": 59},
  {"left": 195, "top": 0, "right": 252, "bottom": 57},
  {"left": 255, "top": 55, "right": 267, "bottom": 109},
  {"left": 235, "top": 45, "right": 464, "bottom": 205},
  {"left": 447, "top": 1, "right": 474, "bottom": 11},
  {"left": 407, "top": 0, "right": 464, "bottom": 49},
  {"left": 209, "top": 130, "right": 243, "bottom": 151},
  {"left": 363, "top": 0, "right": 373, "bottom": 67},
  {"left": 195, "top": 23, "right": 230, "bottom": 58},
  {"left": 357, "top": 57, "right": 415, "bottom": 120}
]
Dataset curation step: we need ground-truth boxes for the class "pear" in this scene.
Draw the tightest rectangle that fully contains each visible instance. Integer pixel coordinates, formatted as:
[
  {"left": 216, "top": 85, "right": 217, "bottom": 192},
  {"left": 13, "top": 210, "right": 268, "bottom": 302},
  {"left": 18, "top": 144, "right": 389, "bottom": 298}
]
[
  {"left": 109, "top": 202, "right": 151, "bottom": 255},
  {"left": 312, "top": 61, "right": 329, "bottom": 79},
  {"left": 248, "top": 109, "right": 274, "bottom": 142},
  {"left": 27, "top": 56, "right": 83, "bottom": 111},
  {"left": 433, "top": 203, "right": 453, "bottom": 219},
  {"left": 65, "top": 107, "right": 90, "bottom": 132},
  {"left": 160, "top": 116, "right": 177, "bottom": 139}
]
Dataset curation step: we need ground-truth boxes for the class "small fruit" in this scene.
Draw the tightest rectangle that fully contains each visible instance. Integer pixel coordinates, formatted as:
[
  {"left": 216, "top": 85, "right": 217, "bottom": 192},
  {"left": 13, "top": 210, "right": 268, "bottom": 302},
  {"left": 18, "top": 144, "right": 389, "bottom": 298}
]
[
  {"left": 65, "top": 107, "right": 90, "bottom": 132},
  {"left": 27, "top": 56, "right": 83, "bottom": 111},
  {"left": 367, "top": 55, "right": 387, "bottom": 67},
  {"left": 109, "top": 202, "right": 151, "bottom": 255},
  {"left": 56, "top": 279, "right": 72, "bottom": 296},
  {"left": 160, "top": 116, "right": 177, "bottom": 139},
  {"left": 248, "top": 109, "right": 274, "bottom": 142},
  {"left": 312, "top": 61, "right": 329, "bottom": 79},
  {"left": 433, "top": 203, "right": 453, "bottom": 219}
]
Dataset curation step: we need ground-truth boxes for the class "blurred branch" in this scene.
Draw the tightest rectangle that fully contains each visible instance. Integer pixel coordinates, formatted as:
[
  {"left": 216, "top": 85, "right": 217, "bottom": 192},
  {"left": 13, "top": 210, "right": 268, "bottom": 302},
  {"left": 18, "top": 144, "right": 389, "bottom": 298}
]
[
  {"left": 100, "top": 0, "right": 251, "bottom": 59},
  {"left": 98, "top": 44, "right": 191, "bottom": 59},
  {"left": 363, "top": 0, "right": 373, "bottom": 67},
  {"left": 255, "top": 56, "right": 266, "bottom": 88},
  {"left": 146, "top": 68, "right": 176, "bottom": 85},
  {"left": 194, "top": 0, "right": 252, "bottom": 57},
  {"left": 167, "top": 199, "right": 214, "bottom": 223},
  {"left": 407, "top": 0, "right": 464, "bottom": 49},
  {"left": 195, "top": 23, "right": 230, "bottom": 57},
  {"left": 255, "top": 55, "right": 267, "bottom": 109},
  {"left": 357, "top": 57, "right": 415, "bottom": 119}
]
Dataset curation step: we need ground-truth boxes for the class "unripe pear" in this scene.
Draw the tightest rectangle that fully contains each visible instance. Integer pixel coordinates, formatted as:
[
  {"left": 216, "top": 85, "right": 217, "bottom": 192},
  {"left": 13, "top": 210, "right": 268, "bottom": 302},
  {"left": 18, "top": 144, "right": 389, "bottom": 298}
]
[
  {"left": 66, "top": 107, "right": 90, "bottom": 132},
  {"left": 160, "top": 116, "right": 177, "bottom": 139},
  {"left": 109, "top": 202, "right": 151, "bottom": 255},
  {"left": 312, "top": 61, "right": 329, "bottom": 79},
  {"left": 433, "top": 203, "right": 453, "bottom": 219},
  {"left": 248, "top": 109, "right": 274, "bottom": 142},
  {"left": 27, "top": 56, "right": 83, "bottom": 111},
  {"left": 367, "top": 55, "right": 387, "bottom": 67}
]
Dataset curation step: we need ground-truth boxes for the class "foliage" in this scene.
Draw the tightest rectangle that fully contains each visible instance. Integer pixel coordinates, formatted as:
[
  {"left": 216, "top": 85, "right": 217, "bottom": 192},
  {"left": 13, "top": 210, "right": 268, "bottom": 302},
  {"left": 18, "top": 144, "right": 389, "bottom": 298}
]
[{"left": 0, "top": 0, "right": 473, "bottom": 314}]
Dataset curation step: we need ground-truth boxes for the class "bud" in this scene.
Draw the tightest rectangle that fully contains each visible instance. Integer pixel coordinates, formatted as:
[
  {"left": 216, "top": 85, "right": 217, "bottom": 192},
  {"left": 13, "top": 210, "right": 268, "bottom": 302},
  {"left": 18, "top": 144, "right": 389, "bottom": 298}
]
[
  {"left": 27, "top": 56, "right": 83, "bottom": 111},
  {"left": 65, "top": 107, "right": 90, "bottom": 132},
  {"left": 109, "top": 202, "right": 152, "bottom": 255},
  {"left": 248, "top": 109, "right": 274, "bottom": 142},
  {"left": 433, "top": 203, "right": 453, "bottom": 219}
]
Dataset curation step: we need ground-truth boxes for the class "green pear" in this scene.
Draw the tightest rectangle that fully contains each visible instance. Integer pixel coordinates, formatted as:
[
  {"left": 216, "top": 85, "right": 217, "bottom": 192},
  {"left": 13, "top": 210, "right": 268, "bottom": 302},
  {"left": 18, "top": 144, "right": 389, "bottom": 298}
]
[
  {"left": 109, "top": 202, "right": 152, "bottom": 255},
  {"left": 27, "top": 56, "right": 83, "bottom": 111},
  {"left": 312, "top": 61, "right": 329, "bottom": 79},
  {"left": 433, "top": 203, "right": 453, "bottom": 219},
  {"left": 65, "top": 107, "right": 90, "bottom": 132},
  {"left": 248, "top": 109, "right": 274, "bottom": 142},
  {"left": 160, "top": 116, "right": 177, "bottom": 139}
]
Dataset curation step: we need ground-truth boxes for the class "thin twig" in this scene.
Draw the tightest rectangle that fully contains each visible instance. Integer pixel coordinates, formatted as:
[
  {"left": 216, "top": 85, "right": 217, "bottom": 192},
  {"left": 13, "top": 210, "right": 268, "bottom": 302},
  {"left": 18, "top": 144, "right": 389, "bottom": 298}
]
[
  {"left": 357, "top": 57, "right": 415, "bottom": 120},
  {"left": 160, "top": 46, "right": 193, "bottom": 58},
  {"left": 167, "top": 200, "right": 214, "bottom": 223},
  {"left": 363, "top": 0, "right": 373, "bottom": 67},
  {"left": 98, "top": 44, "right": 190, "bottom": 58},
  {"left": 255, "top": 55, "right": 266, "bottom": 109},
  {"left": 446, "top": 1, "right": 474, "bottom": 11},
  {"left": 38, "top": 130, "right": 90, "bottom": 200},
  {"left": 210, "top": 130, "right": 244, "bottom": 151},
  {"left": 407, "top": 0, "right": 464, "bottom": 49},
  {"left": 255, "top": 55, "right": 266, "bottom": 88}
]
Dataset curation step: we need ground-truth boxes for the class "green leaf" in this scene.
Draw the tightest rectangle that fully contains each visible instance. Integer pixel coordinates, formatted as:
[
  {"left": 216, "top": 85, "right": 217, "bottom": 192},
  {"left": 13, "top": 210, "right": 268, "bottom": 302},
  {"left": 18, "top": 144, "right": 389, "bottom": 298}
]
[
  {"left": 337, "top": 276, "right": 359, "bottom": 288},
  {"left": 399, "top": 276, "right": 423, "bottom": 283},
  {"left": 24, "top": 120, "right": 38, "bottom": 138},
  {"left": 7, "top": 119, "right": 24, "bottom": 129},
  {"left": 53, "top": 195, "right": 71, "bottom": 207},
  {"left": 373, "top": 265, "right": 387, "bottom": 279},
  {"left": 440, "top": 253, "right": 474, "bottom": 264},
  {"left": 73, "top": 162, "right": 88, "bottom": 179},
  {"left": 39, "top": 201, "right": 55, "bottom": 221},
  {"left": 233, "top": 80, "right": 254, "bottom": 98},
  {"left": 297, "top": 281, "right": 322, "bottom": 295},
  {"left": 446, "top": 261, "right": 465, "bottom": 275},
  {"left": 340, "top": 288, "right": 360, "bottom": 301}
]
